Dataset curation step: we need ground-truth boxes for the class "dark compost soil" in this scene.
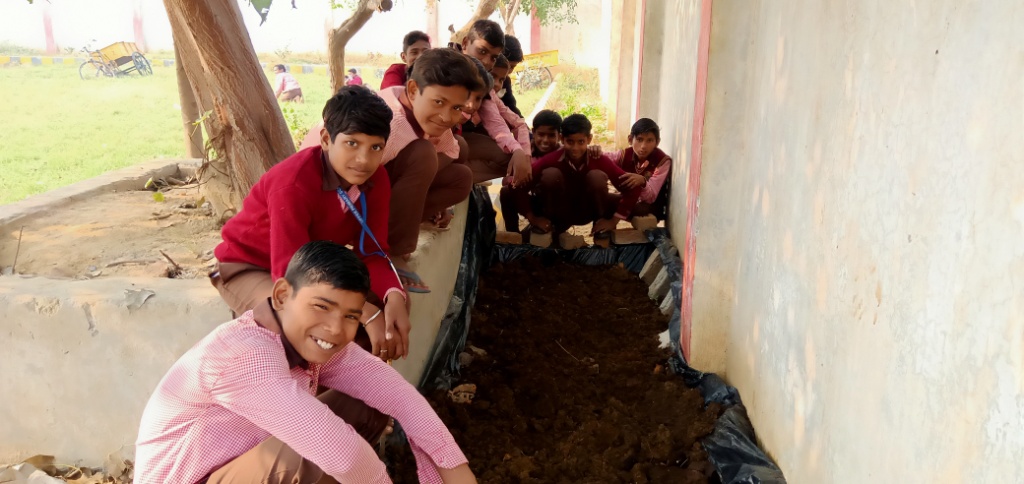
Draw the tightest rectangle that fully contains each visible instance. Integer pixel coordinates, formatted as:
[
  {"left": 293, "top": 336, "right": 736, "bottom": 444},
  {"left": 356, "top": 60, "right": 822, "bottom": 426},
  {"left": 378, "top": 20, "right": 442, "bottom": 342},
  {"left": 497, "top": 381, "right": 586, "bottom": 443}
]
[{"left": 390, "top": 258, "right": 722, "bottom": 483}]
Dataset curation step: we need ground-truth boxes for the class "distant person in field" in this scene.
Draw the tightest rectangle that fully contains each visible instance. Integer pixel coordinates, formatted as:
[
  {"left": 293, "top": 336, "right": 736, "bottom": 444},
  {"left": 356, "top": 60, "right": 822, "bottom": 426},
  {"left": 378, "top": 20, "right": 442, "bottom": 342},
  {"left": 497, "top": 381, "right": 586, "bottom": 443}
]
[
  {"left": 273, "top": 64, "right": 303, "bottom": 102},
  {"left": 530, "top": 109, "right": 562, "bottom": 159},
  {"left": 498, "top": 34, "right": 524, "bottom": 116},
  {"left": 135, "top": 241, "right": 478, "bottom": 484},
  {"left": 588, "top": 118, "right": 673, "bottom": 221},
  {"left": 213, "top": 86, "right": 411, "bottom": 361},
  {"left": 500, "top": 114, "right": 642, "bottom": 237},
  {"left": 380, "top": 30, "right": 431, "bottom": 90},
  {"left": 345, "top": 68, "right": 363, "bottom": 87}
]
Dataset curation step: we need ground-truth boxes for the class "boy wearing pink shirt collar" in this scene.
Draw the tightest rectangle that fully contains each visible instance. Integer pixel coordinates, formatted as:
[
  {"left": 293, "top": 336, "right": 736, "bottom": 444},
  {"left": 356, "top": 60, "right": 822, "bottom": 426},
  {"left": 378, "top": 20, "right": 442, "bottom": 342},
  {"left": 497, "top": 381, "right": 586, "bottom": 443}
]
[{"left": 135, "top": 241, "right": 477, "bottom": 484}]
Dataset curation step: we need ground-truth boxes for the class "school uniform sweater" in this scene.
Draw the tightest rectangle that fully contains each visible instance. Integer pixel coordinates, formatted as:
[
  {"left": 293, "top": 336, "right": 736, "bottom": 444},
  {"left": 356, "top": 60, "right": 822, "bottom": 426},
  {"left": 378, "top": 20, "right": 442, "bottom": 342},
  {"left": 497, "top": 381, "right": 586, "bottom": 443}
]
[
  {"left": 530, "top": 148, "right": 643, "bottom": 220},
  {"left": 607, "top": 147, "right": 671, "bottom": 204},
  {"left": 214, "top": 146, "right": 404, "bottom": 302}
]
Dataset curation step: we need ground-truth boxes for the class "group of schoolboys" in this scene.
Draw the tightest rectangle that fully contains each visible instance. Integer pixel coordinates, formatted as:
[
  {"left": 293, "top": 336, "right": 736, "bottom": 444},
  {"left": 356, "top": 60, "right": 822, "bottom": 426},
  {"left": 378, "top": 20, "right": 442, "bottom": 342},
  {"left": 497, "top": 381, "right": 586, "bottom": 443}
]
[{"left": 133, "top": 19, "right": 671, "bottom": 484}]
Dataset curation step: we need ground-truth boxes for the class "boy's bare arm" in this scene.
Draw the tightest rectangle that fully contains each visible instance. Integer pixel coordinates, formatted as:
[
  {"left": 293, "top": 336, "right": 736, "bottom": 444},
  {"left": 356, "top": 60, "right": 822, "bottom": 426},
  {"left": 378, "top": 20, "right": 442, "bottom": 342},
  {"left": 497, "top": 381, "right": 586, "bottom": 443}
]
[{"left": 437, "top": 463, "right": 477, "bottom": 483}]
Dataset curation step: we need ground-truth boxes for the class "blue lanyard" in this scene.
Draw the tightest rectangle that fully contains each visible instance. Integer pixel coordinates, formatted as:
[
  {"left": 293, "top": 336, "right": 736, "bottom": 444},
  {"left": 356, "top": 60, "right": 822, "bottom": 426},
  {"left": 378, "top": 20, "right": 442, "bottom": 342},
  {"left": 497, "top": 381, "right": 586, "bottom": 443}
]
[{"left": 336, "top": 187, "right": 387, "bottom": 259}]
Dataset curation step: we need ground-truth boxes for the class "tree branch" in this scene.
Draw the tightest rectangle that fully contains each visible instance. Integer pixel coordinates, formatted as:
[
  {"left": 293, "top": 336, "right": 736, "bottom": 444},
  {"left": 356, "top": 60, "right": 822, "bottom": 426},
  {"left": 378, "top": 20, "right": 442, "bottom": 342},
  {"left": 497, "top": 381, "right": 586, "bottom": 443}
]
[
  {"left": 329, "top": 0, "right": 394, "bottom": 92},
  {"left": 449, "top": 0, "right": 500, "bottom": 45}
]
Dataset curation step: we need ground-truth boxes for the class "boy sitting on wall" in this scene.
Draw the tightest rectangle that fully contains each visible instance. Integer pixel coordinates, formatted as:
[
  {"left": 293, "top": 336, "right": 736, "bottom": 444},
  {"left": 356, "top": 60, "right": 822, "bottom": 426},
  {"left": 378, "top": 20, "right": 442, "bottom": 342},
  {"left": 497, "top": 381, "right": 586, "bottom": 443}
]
[
  {"left": 213, "top": 86, "right": 410, "bottom": 360},
  {"left": 499, "top": 114, "right": 643, "bottom": 239},
  {"left": 380, "top": 30, "right": 431, "bottom": 90},
  {"left": 135, "top": 241, "right": 477, "bottom": 484}
]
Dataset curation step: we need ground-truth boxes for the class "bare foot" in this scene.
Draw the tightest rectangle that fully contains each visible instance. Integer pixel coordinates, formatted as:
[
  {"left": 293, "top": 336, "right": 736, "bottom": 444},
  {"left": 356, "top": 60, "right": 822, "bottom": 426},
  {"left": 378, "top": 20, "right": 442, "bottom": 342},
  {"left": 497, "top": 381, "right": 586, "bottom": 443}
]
[
  {"left": 525, "top": 214, "right": 553, "bottom": 233},
  {"left": 592, "top": 217, "right": 618, "bottom": 235}
]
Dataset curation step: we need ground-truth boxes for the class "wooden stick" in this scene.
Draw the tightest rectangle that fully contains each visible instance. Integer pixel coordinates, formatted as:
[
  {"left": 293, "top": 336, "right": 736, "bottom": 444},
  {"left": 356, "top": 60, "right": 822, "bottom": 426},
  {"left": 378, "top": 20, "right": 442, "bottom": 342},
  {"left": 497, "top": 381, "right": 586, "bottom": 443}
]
[
  {"left": 555, "top": 339, "right": 581, "bottom": 362},
  {"left": 160, "top": 250, "right": 183, "bottom": 272},
  {"left": 11, "top": 226, "right": 24, "bottom": 273}
]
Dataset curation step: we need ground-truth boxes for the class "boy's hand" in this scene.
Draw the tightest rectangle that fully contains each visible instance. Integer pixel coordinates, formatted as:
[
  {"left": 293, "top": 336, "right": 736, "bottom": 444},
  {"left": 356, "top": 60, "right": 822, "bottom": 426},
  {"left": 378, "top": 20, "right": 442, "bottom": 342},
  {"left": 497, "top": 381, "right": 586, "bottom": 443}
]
[
  {"left": 588, "top": 145, "right": 603, "bottom": 159},
  {"left": 383, "top": 295, "right": 411, "bottom": 360},
  {"left": 508, "top": 150, "right": 533, "bottom": 187},
  {"left": 361, "top": 302, "right": 389, "bottom": 360},
  {"left": 438, "top": 464, "right": 477, "bottom": 484},
  {"left": 619, "top": 173, "right": 646, "bottom": 189}
]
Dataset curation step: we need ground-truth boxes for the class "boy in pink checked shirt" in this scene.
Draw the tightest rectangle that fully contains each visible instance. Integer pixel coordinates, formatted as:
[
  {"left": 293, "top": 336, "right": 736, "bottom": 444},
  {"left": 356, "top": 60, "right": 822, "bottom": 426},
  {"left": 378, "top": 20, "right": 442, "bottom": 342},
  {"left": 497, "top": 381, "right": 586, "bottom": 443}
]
[{"left": 135, "top": 241, "right": 477, "bottom": 484}]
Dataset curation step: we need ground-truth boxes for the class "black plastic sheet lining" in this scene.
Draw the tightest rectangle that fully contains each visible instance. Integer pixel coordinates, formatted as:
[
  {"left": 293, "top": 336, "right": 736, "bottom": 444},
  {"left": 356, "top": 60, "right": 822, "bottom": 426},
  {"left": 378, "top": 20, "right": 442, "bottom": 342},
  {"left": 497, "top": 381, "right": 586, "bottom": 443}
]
[
  {"left": 416, "top": 201, "right": 785, "bottom": 484},
  {"left": 417, "top": 186, "right": 496, "bottom": 390},
  {"left": 650, "top": 229, "right": 786, "bottom": 484},
  {"left": 493, "top": 235, "right": 655, "bottom": 274}
]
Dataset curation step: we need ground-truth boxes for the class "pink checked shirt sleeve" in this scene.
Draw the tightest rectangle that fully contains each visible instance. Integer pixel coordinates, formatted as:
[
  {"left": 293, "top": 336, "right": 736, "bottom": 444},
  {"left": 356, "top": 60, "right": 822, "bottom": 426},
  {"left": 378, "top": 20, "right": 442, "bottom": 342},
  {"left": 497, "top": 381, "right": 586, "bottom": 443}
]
[
  {"left": 478, "top": 99, "right": 523, "bottom": 154},
  {"left": 320, "top": 346, "right": 468, "bottom": 483},
  {"left": 494, "top": 97, "right": 531, "bottom": 149},
  {"left": 641, "top": 155, "right": 671, "bottom": 204}
]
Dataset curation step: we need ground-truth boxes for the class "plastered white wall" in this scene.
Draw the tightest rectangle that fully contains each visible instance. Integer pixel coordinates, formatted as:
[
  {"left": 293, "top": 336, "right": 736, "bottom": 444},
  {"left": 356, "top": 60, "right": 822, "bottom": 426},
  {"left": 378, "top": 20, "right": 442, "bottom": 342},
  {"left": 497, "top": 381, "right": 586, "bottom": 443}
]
[{"left": 693, "top": 1, "right": 1024, "bottom": 482}]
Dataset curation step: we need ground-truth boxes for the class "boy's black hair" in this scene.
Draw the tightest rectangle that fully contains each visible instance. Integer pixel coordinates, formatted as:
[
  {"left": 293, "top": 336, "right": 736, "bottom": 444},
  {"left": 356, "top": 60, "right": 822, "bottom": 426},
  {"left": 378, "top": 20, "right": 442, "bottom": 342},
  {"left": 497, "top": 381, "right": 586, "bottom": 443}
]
[
  {"left": 409, "top": 49, "right": 485, "bottom": 94},
  {"left": 630, "top": 118, "right": 661, "bottom": 140},
  {"left": 323, "top": 85, "right": 392, "bottom": 142},
  {"left": 560, "top": 113, "right": 592, "bottom": 137},
  {"left": 467, "top": 56, "right": 494, "bottom": 93},
  {"left": 502, "top": 35, "right": 524, "bottom": 63},
  {"left": 284, "top": 241, "right": 370, "bottom": 295},
  {"left": 532, "top": 109, "right": 562, "bottom": 130},
  {"left": 273, "top": 64, "right": 286, "bottom": 72},
  {"left": 403, "top": 30, "right": 430, "bottom": 51},
  {"left": 493, "top": 54, "right": 510, "bottom": 69},
  {"left": 466, "top": 19, "right": 505, "bottom": 49}
]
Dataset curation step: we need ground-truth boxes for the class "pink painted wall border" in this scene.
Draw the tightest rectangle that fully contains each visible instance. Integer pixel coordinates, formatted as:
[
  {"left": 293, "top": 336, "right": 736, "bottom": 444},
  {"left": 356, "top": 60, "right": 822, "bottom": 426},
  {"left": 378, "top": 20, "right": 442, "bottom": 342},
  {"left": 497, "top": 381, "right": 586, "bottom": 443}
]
[{"left": 681, "top": 0, "right": 713, "bottom": 361}]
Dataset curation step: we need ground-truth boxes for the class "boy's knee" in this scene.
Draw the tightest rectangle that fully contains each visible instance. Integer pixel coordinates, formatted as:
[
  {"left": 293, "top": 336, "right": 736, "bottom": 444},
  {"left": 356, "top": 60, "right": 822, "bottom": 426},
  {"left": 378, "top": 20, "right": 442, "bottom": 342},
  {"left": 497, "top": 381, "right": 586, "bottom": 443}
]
[
  {"left": 455, "top": 135, "right": 470, "bottom": 165},
  {"left": 395, "top": 139, "right": 439, "bottom": 178},
  {"left": 585, "top": 170, "right": 609, "bottom": 188},
  {"left": 539, "top": 167, "right": 564, "bottom": 187}
]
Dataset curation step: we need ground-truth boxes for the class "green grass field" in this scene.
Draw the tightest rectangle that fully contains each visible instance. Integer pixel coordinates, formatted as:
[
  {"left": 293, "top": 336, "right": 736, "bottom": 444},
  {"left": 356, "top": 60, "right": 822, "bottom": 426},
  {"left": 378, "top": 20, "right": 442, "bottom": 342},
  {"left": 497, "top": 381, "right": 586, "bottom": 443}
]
[{"left": 0, "top": 58, "right": 562, "bottom": 205}]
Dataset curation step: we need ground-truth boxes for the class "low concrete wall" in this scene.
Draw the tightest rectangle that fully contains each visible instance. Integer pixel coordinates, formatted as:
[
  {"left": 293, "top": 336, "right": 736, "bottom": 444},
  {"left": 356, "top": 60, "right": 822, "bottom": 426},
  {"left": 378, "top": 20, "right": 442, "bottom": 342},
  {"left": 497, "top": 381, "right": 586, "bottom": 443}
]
[{"left": 0, "top": 165, "right": 472, "bottom": 465}]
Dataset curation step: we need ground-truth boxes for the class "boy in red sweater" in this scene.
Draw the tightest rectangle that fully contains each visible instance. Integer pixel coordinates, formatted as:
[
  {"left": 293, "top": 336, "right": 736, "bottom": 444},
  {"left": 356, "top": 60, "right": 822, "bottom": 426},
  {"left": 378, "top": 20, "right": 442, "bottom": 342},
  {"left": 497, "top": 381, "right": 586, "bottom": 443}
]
[
  {"left": 589, "top": 118, "right": 672, "bottom": 220},
  {"left": 213, "top": 86, "right": 411, "bottom": 361},
  {"left": 380, "top": 30, "right": 431, "bottom": 90},
  {"left": 499, "top": 114, "right": 643, "bottom": 237}
]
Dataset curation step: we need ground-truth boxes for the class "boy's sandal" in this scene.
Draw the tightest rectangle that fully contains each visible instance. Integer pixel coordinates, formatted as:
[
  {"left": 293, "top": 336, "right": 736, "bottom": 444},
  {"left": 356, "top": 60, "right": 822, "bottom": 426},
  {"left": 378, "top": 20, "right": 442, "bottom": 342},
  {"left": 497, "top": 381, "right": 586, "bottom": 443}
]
[
  {"left": 592, "top": 230, "right": 613, "bottom": 241},
  {"left": 397, "top": 268, "right": 431, "bottom": 294}
]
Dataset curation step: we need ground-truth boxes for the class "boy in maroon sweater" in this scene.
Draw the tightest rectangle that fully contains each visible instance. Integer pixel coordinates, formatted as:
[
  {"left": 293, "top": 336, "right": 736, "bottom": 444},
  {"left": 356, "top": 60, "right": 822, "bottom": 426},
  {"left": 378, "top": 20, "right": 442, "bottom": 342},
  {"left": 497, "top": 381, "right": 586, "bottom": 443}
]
[
  {"left": 499, "top": 114, "right": 643, "bottom": 237},
  {"left": 213, "top": 86, "right": 412, "bottom": 361},
  {"left": 380, "top": 30, "right": 431, "bottom": 90}
]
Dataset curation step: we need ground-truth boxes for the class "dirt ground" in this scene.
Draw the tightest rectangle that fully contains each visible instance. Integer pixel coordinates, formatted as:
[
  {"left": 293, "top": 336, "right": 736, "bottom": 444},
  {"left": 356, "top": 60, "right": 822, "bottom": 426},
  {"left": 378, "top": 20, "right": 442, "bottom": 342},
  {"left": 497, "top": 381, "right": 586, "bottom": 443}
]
[
  {"left": 390, "top": 258, "right": 721, "bottom": 483},
  {"left": 0, "top": 186, "right": 221, "bottom": 279}
]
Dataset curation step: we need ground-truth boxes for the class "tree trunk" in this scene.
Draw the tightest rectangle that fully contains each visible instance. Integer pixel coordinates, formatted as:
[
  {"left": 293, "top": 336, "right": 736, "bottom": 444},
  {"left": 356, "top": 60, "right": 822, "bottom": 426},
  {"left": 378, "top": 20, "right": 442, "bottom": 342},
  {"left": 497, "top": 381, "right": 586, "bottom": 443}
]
[
  {"left": 329, "top": 0, "right": 394, "bottom": 93},
  {"left": 449, "top": 0, "right": 500, "bottom": 45},
  {"left": 174, "top": 42, "right": 204, "bottom": 159},
  {"left": 498, "top": 0, "right": 522, "bottom": 37},
  {"left": 163, "top": 0, "right": 295, "bottom": 219}
]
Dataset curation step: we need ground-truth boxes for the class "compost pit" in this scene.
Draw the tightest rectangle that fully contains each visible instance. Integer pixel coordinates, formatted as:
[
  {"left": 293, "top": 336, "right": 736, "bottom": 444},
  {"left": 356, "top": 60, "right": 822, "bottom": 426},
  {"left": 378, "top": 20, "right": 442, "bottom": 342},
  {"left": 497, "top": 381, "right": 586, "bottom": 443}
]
[{"left": 390, "top": 258, "right": 721, "bottom": 483}]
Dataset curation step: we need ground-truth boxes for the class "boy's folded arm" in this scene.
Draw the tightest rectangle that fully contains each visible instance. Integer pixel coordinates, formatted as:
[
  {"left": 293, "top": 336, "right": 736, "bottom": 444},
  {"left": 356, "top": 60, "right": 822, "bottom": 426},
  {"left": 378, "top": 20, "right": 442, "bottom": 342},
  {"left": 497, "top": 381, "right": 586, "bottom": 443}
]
[
  {"left": 592, "top": 156, "right": 641, "bottom": 218},
  {"left": 267, "top": 185, "right": 316, "bottom": 279},
  {"left": 642, "top": 156, "right": 672, "bottom": 201},
  {"left": 211, "top": 345, "right": 391, "bottom": 483},
  {"left": 320, "top": 346, "right": 468, "bottom": 470},
  {"left": 480, "top": 100, "right": 523, "bottom": 153}
]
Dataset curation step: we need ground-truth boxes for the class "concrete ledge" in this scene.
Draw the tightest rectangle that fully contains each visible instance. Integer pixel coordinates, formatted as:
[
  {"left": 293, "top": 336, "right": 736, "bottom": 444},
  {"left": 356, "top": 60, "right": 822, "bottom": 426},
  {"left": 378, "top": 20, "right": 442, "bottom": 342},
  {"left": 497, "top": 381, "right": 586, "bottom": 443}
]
[
  {"left": 0, "top": 162, "right": 469, "bottom": 465},
  {"left": 0, "top": 276, "right": 229, "bottom": 464},
  {"left": 391, "top": 199, "right": 470, "bottom": 385},
  {"left": 0, "top": 159, "right": 201, "bottom": 228}
]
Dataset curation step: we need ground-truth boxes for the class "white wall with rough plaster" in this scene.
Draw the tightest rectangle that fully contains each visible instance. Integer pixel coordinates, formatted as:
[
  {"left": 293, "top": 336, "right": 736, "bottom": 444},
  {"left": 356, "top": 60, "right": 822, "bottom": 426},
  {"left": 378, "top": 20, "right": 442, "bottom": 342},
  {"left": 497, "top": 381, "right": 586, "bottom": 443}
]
[{"left": 691, "top": 0, "right": 1024, "bottom": 482}]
